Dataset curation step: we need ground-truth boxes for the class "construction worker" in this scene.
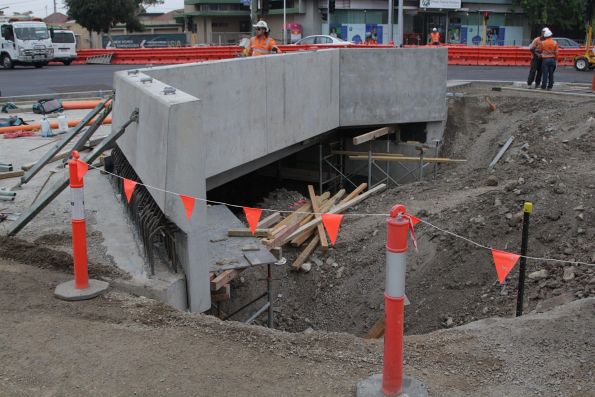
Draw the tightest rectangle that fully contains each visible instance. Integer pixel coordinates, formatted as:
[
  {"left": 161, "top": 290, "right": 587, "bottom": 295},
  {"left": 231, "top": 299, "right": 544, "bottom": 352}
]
[
  {"left": 430, "top": 28, "right": 440, "bottom": 45},
  {"left": 527, "top": 27, "right": 546, "bottom": 88},
  {"left": 364, "top": 32, "right": 377, "bottom": 45},
  {"left": 540, "top": 28, "right": 558, "bottom": 90},
  {"left": 248, "top": 21, "right": 281, "bottom": 56}
]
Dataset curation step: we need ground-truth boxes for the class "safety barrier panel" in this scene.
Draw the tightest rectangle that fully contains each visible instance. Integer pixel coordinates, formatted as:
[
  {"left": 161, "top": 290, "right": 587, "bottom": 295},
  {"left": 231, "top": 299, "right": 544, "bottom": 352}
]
[{"left": 74, "top": 45, "right": 586, "bottom": 67}]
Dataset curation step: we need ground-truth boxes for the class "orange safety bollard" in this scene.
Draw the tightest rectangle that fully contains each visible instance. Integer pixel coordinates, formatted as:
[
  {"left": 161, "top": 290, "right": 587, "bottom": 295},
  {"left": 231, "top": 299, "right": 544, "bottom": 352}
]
[
  {"left": 356, "top": 204, "right": 427, "bottom": 397},
  {"left": 54, "top": 151, "right": 109, "bottom": 301}
]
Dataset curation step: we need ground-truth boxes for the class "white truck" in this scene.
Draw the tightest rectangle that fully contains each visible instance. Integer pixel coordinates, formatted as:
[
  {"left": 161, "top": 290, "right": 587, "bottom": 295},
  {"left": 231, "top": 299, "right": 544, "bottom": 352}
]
[
  {"left": 0, "top": 17, "right": 54, "bottom": 69},
  {"left": 50, "top": 29, "right": 77, "bottom": 65}
]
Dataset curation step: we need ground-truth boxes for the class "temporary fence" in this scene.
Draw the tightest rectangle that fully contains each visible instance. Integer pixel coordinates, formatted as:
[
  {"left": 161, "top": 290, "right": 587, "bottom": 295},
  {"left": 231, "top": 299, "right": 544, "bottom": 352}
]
[{"left": 73, "top": 44, "right": 587, "bottom": 67}]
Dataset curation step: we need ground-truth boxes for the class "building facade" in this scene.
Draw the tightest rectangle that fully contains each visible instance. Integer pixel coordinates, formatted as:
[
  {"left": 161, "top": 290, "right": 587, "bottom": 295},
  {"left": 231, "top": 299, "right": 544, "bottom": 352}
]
[{"left": 183, "top": 0, "right": 532, "bottom": 46}]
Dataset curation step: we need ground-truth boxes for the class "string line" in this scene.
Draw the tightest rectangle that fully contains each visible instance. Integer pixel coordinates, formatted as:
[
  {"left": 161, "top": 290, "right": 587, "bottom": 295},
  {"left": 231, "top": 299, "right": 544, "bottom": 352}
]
[{"left": 83, "top": 162, "right": 595, "bottom": 267}]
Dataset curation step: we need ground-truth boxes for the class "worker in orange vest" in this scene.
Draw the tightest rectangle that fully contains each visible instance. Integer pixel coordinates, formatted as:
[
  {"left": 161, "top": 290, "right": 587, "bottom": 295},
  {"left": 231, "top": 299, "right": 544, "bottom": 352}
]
[
  {"left": 365, "top": 32, "right": 377, "bottom": 45},
  {"left": 540, "top": 28, "right": 558, "bottom": 90},
  {"left": 430, "top": 28, "right": 440, "bottom": 45},
  {"left": 248, "top": 21, "right": 281, "bottom": 56},
  {"left": 527, "top": 27, "right": 546, "bottom": 88}
]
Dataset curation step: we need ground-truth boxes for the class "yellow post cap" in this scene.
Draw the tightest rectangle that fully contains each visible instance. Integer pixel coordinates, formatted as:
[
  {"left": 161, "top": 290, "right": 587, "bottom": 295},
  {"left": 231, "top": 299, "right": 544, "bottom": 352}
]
[{"left": 523, "top": 202, "right": 533, "bottom": 214}]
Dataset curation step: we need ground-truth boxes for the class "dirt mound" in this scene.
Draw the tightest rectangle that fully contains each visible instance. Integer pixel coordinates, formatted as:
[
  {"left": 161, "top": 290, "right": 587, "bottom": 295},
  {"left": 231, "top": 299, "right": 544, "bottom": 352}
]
[
  {"left": 0, "top": 235, "right": 127, "bottom": 280},
  {"left": 235, "top": 85, "right": 594, "bottom": 337}
]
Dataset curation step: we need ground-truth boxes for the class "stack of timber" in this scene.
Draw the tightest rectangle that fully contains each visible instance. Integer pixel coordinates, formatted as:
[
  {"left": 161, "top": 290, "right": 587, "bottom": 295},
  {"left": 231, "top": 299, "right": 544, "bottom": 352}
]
[{"left": 226, "top": 183, "right": 386, "bottom": 271}]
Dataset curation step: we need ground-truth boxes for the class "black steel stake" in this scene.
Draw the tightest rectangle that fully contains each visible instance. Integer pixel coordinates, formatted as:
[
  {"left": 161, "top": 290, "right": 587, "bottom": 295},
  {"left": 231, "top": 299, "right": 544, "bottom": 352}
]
[{"left": 516, "top": 202, "right": 532, "bottom": 317}]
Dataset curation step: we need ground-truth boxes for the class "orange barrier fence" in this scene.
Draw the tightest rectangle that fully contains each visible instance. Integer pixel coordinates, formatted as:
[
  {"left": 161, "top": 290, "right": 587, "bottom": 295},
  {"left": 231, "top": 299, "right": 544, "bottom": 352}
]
[
  {"left": 74, "top": 45, "right": 586, "bottom": 67},
  {"left": 0, "top": 117, "right": 112, "bottom": 134}
]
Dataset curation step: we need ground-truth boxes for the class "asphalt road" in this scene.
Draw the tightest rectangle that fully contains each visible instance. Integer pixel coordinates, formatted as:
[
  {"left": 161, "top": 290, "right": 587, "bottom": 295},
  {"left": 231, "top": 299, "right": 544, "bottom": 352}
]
[{"left": 0, "top": 63, "right": 592, "bottom": 97}]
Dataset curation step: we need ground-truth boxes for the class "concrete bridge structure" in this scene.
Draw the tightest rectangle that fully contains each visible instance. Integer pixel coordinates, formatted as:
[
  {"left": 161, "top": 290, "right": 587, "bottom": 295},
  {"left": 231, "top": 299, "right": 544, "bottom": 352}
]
[{"left": 111, "top": 47, "right": 447, "bottom": 312}]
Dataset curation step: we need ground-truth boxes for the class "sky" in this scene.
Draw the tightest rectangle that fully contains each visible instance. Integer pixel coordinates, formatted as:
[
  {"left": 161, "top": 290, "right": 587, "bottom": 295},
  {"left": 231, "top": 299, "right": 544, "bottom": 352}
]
[{"left": 1, "top": 0, "right": 185, "bottom": 18}]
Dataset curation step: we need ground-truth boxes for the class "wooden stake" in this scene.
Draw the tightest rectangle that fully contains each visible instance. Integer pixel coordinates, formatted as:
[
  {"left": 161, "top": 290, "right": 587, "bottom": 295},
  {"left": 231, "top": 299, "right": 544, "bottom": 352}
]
[
  {"left": 292, "top": 235, "right": 320, "bottom": 270},
  {"left": 308, "top": 184, "right": 329, "bottom": 250}
]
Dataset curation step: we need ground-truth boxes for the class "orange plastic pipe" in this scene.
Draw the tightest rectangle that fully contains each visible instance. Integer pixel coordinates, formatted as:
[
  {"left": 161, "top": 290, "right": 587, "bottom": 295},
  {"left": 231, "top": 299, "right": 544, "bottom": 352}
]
[
  {"left": 63, "top": 100, "right": 112, "bottom": 110},
  {"left": 0, "top": 117, "right": 112, "bottom": 134}
]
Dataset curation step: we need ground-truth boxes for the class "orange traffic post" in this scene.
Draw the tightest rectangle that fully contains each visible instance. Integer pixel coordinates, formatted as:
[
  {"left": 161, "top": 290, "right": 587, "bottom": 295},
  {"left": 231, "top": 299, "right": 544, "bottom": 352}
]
[
  {"left": 54, "top": 151, "right": 109, "bottom": 301},
  {"left": 356, "top": 204, "right": 427, "bottom": 397}
]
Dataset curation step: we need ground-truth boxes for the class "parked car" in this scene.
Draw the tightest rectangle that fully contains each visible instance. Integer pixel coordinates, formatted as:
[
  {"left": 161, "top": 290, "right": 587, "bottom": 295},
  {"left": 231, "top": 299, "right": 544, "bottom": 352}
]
[
  {"left": 294, "top": 35, "right": 350, "bottom": 45},
  {"left": 553, "top": 37, "right": 581, "bottom": 48},
  {"left": 50, "top": 29, "right": 77, "bottom": 65}
]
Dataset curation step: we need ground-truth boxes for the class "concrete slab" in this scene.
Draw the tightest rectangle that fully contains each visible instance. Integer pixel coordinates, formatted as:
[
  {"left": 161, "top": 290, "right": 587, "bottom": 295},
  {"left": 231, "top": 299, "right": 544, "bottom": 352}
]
[
  {"left": 356, "top": 374, "right": 428, "bottom": 397},
  {"left": 54, "top": 279, "right": 109, "bottom": 301}
]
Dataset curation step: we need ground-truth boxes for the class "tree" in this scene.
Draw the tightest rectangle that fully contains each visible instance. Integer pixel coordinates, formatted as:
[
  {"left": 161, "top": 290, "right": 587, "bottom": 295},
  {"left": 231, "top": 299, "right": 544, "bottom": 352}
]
[
  {"left": 513, "top": 0, "right": 590, "bottom": 36},
  {"left": 65, "top": 0, "right": 162, "bottom": 40}
]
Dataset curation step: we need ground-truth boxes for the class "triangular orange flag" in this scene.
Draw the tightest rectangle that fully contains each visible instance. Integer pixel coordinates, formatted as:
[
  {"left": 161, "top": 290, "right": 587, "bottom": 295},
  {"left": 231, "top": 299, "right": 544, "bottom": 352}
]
[
  {"left": 407, "top": 214, "right": 421, "bottom": 226},
  {"left": 243, "top": 207, "right": 262, "bottom": 235},
  {"left": 321, "top": 213, "right": 344, "bottom": 246},
  {"left": 76, "top": 160, "right": 88, "bottom": 182},
  {"left": 492, "top": 249, "right": 520, "bottom": 284},
  {"left": 123, "top": 178, "right": 137, "bottom": 204},
  {"left": 179, "top": 195, "right": 195, "bottom": 220}
]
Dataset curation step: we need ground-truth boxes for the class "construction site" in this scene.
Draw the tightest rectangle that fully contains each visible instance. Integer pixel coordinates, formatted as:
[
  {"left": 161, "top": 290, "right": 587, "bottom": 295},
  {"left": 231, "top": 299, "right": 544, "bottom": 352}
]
[{"left": 0, "top": 47, "right": 594, "bottom": 396}]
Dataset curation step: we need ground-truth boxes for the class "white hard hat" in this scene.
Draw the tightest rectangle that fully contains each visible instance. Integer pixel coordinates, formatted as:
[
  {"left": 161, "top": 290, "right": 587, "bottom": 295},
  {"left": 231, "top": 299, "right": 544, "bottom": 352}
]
[
  {"left": 543, "top": 28, "right": 552, "bottom": 38},
  {"left": 432, "top": 28, "right": 437, "bottom": 32},
  {"left": 541, "top": 27, "right": 548, "bottom": 32},
  {"left": 253, "top": 20, "right": 269, "bottom": 32}
]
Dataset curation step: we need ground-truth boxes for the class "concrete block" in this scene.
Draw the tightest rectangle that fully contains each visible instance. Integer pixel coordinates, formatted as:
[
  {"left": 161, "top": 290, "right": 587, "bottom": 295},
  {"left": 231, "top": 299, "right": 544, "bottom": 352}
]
[
  {"left": 356, "top": 374, "right": 428, "bottom": 397},
  {"left": 54, "top": 279, "right": 109, "bottom": 301}
]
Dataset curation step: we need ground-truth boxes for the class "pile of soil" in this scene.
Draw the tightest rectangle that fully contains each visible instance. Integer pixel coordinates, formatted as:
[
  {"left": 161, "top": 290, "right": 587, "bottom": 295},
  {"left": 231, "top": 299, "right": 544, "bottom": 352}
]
[
  {"left": 0, "top": 235, "right": 127, "bottom": 280},
  {"left": 233, "top": 85, "right": 594, "bottom": 336}
]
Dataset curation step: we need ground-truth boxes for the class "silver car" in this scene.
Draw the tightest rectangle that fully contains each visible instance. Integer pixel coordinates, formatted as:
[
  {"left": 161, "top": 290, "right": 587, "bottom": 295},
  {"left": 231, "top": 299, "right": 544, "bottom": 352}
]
[{"left": 294, "top": 35, "right": 351, "bottom": 45}]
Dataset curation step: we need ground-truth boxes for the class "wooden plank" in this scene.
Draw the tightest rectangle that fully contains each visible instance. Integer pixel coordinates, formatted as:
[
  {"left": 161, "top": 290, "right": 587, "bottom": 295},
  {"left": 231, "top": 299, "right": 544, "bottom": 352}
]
[
  {"left": 290, "top": 190, "right": 345, "bottom": 247},
  {"left": 270, "top": 192, "right": 330, "bottom": 235},
  {"left": 284, "top": 184, "right": 387, "bottom": 242},
  {"left": 331, "top": 150, "right": 404, "bottom": 157},
  {"left": 308, "top": 185, "right": 329, "bottom": 250},
  {"left": 292, "top": 235, "right": 320, "bottom": 270},
  {"left": 349, "top": 155, "right": 467, "bottom": 163},
  {"left": 340, "top": 183, "right": 367, "bottom": 204},
  {"left": 264, "top": 221, "right": 302, "bottom": 248},
  {"left": 21, "top": 151, "right": 69, "bottom": 171},
  {"left": 0, "top": 170, "right": 24, "bottom": 180},
  {"left": 352, "top": 126, "right": 395, "bottom": 145},
  {"left": 210, "top": 269, "right": 240, "bottom": 291},
  {"left": 268, "top": 224, "right": 287, "bottom": 239},
  {"left": 227, "top": 228, "right": 271, "bottom": 238},
  {"left": 211, "top": 284, "right": 231, "bottom": 302},
  {"left": 365, "top": 316, "right": 385, "bottom": 339},
  {"left": 257, "top": 212, "right": 281, "bottom": 228}
]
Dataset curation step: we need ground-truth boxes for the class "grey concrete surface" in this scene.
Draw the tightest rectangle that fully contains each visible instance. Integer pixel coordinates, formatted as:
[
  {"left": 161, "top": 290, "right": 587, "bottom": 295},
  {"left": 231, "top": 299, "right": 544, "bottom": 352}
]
[
  {"left": 356, "top": 374, "right": 428, "bottom": 397},
  {"left": 113, "top": 48, "right": 447, "bottom": 312},
  {"left": 113, "top": 71, "right": 210, "bottom": 313},
  {"left": 339, "top": 48, "right": 447, "bottom": 126},
  {"left": 1, "top": 63, "right": 592, "bottom": 97},
  {"left": 54, "top": 279, "right": 109, "bottom": 301}
]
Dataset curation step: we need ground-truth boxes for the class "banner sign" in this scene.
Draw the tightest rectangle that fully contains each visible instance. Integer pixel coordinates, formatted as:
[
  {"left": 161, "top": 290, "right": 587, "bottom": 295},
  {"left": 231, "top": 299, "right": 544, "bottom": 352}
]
[
  {"left": 102, "top": 33, "right": 186, "bottom": 49},
  {"left": 419, "top": 0, "right": 461, "bottom": 9}
]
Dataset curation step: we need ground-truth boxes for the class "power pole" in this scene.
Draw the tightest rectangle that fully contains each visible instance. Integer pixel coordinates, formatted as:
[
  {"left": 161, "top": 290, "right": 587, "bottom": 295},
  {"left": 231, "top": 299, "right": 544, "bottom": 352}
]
[{"left": 53, "top": 0, "right": 57, "bottom": 14}]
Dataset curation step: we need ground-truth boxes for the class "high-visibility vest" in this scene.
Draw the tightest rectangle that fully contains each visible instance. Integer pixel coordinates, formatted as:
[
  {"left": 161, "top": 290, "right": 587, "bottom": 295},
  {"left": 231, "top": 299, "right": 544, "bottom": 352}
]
[
  {"left": 541, "top": 38, "right": 558, "bottom": 59},
  {"left": 250, "top": 36, "right": 278, "bottom": 56},
  {"left": 431, "top": 32, "right": 440, "bottom": 43},
  {"left": 529, "top": 36, "right": 543, "bottom": 55}
]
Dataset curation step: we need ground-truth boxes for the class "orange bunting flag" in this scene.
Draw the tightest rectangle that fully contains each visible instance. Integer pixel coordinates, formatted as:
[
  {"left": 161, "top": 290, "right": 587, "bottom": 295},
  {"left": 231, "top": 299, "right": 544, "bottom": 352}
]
[
  {"left": 492, "top": 249, "right": 520, "bottom": 284},
  {"left": 179, "top": 195, "right": 195, "bottom": 221},
  {"left": 321, "top": 213, "right": 344, "bottom": 246},
  {"left": 243, "top": 207, "right": 263, "bottom": 235},
  {"left": 123, "top": 178, "right": 137, "bottom": 204},
  {"left": 76, "top": 160, "right": 88, "bottom": 182},
  {"left": 407, "top": 213, "right": 421, "bottom": 226}
]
